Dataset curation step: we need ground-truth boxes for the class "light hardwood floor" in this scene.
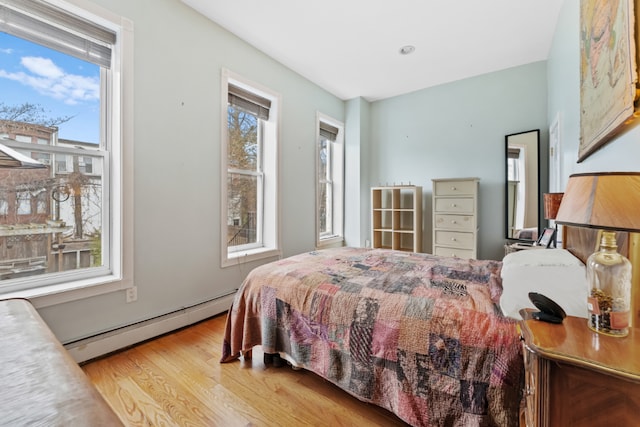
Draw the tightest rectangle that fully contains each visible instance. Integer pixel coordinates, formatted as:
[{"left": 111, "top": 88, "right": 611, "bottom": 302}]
[{"left": 82, "top": 313, "right": 410, "bottom": 427}]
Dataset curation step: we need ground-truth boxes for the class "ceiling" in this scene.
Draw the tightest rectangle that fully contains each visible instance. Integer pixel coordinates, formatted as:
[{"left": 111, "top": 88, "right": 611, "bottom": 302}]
[{"left": 181, "top": 0, "right": 564, "bottom": 102}]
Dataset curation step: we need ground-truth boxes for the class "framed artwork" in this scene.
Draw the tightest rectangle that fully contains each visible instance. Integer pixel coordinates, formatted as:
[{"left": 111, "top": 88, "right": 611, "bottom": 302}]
[
  {"left": 536, "top": 228, "right": 556, "bottom": 248},
  {"left": 578, "top": 0, "right": 638, "bottom": 162}
]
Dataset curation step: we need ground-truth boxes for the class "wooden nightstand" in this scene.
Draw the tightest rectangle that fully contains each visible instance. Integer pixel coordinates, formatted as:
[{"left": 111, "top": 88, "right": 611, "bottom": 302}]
[{"left": 518, "top": 309, "right": 640, "bottom": 426}]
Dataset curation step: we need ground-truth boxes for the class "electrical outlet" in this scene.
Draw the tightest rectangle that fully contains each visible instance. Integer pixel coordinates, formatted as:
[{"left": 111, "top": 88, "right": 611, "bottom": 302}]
[{"left": 126, "top": 286, "right": 137, "bottom": 303}]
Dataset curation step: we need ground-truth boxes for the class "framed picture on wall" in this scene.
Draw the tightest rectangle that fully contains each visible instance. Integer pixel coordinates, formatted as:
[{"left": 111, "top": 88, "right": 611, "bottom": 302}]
[
  {"left": 578, "top": 0, "right": 639, "bottom": 162},
  {"left": 536, "top": 228, "right": 556, "bottom": 248}
]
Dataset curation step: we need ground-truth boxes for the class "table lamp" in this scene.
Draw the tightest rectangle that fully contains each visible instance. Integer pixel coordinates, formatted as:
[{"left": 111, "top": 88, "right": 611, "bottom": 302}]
[
  {"left": 555, "top": 172, "right": 640, "bottom": 333},
  {"left": 543, "top": 192, "right": 563, "bottom": 248}
]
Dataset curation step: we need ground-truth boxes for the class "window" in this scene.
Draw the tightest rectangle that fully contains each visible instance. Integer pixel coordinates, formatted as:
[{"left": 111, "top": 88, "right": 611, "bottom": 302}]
[
  {"left": 507, "top": 145, "right": 526, "bottom": 232},
  {"left": 36, "top": 190, "right": 47, "bottom": 214},
  {"left": 0, "top": 0, "right": 132, "bottom": 300},
  {"left": 221, "top": 70, "right": 280, "bottom": 267},
  {"left": 507, "top": 147, "right": 521, "bottom": 182},
  {"left": 79, "top": 156, "right": 93, "bottom": 174},
  {"left": 316, "top": 114, "right": 344, "bottom": 248}
]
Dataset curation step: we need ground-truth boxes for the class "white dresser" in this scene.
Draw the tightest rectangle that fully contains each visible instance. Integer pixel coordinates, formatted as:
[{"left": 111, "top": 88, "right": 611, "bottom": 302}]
[{"left": 432, "top": 178, "right": 479, "bottom": 259}]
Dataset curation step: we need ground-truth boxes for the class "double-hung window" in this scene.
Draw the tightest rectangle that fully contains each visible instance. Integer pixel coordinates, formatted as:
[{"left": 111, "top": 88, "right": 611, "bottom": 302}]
[
  {"left": 221, "top": 70, "right": 280, "bottom": 266},
  {"left": 507, "top": 145, "right": 525, "bottom": 233},
  {"left": 0, "top": 0, "right": 132, "bottom": 300},
  {"left": 316, "top": 114, "right": 344, "bottom": 248}
]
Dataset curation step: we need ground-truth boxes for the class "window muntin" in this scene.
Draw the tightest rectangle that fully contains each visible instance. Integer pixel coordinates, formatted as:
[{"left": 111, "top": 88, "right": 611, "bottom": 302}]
[{"left": 0, "top": 0, "right": 124, "bottom": 295}]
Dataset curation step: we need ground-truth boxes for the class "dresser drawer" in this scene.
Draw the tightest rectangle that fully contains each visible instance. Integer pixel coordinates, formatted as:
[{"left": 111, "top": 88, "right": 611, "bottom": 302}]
[
  {"left": 434, "top": 214, "right": 475, "bottom": 231},
  {"left": 434, "top": 197, "right": 474, "bottom": 214},
  {"left": 434, "top": 230, "right": 474, "bottom": 248},
  {"left": 434, "top": 246, "right": 475, "bottom": 259},
  {"left": 433, "top": 180, "right": 477, "bottom": 196}
]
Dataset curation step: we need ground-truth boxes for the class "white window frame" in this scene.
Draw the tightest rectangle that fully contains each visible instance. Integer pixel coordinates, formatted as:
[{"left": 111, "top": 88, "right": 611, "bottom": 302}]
[
  {"left": 316, "top": 113, "right": 344, "bottom": 249},
  {"left": 0, "top": 0, "right": 134, "bottom": 308},
  {"left": 220, "top": 69, "right": 280, "bottom": 267}
]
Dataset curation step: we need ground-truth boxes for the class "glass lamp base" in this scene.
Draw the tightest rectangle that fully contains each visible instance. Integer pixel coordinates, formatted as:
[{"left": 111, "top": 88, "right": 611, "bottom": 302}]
[{"left": 587, "top": 316, "right": 629, "bottom": 337}]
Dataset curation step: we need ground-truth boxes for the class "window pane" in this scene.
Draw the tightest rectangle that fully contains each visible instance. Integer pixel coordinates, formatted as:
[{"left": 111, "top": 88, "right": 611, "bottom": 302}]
[
  {"left": 0, "top": 150, "right": 104, "bottom": 279},
  {"left": 508, "top": 158, "right": 519, "bottom": 181},
  {"left": 16, "top": 191, "right": 32, "bottom": 215},
  {"left": 227, "top": 173, "right": 258, "bottom": 249},
  {"left": 227, "top": 106, "right": 258, "bottom": 172},
  {"left": 0, "top": 30, "right": 105, "bottom": 283},
  {"left": 36, "top": 191, "right": 47, "bottom": 214},
  {"left": 319, "top": 182, "right": 332, "bottom": 236},
  {"left": 0, "top": 32, "right": 100, "bottom": 143},
  {"left": 318, "top": 137, "right": 328, "bottom": 180}
]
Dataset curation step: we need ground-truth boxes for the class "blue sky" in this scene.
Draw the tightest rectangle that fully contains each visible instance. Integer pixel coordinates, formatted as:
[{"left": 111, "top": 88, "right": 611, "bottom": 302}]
[{"left": 0, "top": 32, "right": 100, "bottom": 144}]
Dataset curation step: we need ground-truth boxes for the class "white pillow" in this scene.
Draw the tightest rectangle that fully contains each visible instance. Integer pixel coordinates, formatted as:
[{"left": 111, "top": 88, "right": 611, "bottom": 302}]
[{"left": 500, "top": 249, "right": 588, "bottom": 320}]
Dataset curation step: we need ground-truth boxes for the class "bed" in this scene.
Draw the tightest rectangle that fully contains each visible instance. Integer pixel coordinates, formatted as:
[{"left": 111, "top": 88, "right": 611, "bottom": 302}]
[{"left": 221, "top": 247, "right": 523, "bottom": 426}]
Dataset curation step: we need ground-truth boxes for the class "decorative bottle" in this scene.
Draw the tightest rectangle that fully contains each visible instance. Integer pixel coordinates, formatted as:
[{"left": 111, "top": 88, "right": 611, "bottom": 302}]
[{"left": 586, "top": 231, "right": 632, "bottom": 337}]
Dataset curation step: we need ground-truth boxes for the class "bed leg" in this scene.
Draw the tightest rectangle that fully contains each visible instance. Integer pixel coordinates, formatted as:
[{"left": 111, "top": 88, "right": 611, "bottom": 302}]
[
  {"left": 263, "top": 353, "right": 286, "bottom": 367},
  {"left": 242, "top": 349, "right": 252, "bottom": 360},
  {"left": 273, "top": 354, "right": 285, "bottom": 368}
]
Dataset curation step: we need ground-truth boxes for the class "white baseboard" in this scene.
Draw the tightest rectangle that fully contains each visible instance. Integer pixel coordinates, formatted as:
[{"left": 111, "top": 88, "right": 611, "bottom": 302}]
[{"left": 66, "top": 294, "right": 235, "bottom": 363}]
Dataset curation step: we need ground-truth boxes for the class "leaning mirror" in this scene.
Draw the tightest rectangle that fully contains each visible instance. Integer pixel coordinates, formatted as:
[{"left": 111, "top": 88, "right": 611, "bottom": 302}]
[{"left": 505, "top": 129, "right": 540, "bottom": 242}]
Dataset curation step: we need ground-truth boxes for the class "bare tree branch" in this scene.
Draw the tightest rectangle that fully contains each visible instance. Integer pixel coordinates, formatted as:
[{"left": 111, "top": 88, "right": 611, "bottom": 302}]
[{"left": 0, "top": 102, "right": 74, "bottom": 127}]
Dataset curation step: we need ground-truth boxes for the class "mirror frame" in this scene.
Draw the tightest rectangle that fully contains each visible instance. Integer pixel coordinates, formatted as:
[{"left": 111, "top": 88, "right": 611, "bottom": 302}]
[{"left": 505, "top": 129, "right": 541, "bottom": 242}]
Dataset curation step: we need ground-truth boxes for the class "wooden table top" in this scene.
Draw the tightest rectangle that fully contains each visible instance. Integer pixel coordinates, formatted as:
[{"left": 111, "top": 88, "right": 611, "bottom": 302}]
[{"left": 519, "top": 308, "right": 640, "bottom": 382}]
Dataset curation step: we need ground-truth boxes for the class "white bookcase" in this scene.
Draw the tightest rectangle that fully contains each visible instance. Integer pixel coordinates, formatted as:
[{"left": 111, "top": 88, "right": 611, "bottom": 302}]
[{"left": 371, "top": 186, "right": 422, "bottom": 252}]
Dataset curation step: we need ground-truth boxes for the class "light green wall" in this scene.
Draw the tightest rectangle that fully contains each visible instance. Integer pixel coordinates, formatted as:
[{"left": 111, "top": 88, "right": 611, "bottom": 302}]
[
  {"left": 368, "top": 62, "right": 549, "bottom": 260},
  {"left": 548, "top": 0, "right": 640, "bottom": 180},
  {"left": 344, "top": 97, "right": 371, "bottom": 247},
  {"left": 38, "top": 0, "right": 344, "bottom": 343}
]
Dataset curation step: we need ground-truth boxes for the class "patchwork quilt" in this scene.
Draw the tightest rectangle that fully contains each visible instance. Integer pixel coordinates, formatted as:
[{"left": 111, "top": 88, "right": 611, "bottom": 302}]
[{"left": 221, "top": 247, "right": 523, "bottom": 427}]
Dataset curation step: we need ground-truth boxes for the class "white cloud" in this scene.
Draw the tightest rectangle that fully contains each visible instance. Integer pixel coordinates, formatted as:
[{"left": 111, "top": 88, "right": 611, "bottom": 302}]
[
  {"left": 0, "top": 56, "right": 99, "bottom": 105},
  {"left": 22, "top": 56, "right": 64, "bottom": 79},
  {"left": 0, "top": 48, "right": 13, "bottom": 54}
]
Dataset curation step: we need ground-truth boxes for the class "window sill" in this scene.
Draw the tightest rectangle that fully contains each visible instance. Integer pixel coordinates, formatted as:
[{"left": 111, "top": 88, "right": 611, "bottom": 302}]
[
  {"left": 0, "top": 275, "right": 131, "bottom": 309},
  {"left": 222, "top": 247, "right": 281, "bottom": 268},
  {"left": 317, "top": 236, "right": 344, "bottom": 249}
]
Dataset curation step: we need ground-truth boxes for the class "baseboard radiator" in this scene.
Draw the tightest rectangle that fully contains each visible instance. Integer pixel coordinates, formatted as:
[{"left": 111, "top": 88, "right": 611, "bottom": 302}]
[{"left": 66, "top": 292, "right": 236, "bottom": 363}]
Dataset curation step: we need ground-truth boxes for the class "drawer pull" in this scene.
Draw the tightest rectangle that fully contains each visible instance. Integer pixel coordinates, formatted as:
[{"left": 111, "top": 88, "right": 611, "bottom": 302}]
[
  {"left": 451, "top": 238, "right": 457, "bottom": 242},
  {"left": 451, "top": 220, "right": 457, "bottom": 224},
  {"left": 451, "top": 186, "right": 457, "bottom": 191},
  {"left": 450, "top": 203, "right": 457, "bottom": 208}
]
